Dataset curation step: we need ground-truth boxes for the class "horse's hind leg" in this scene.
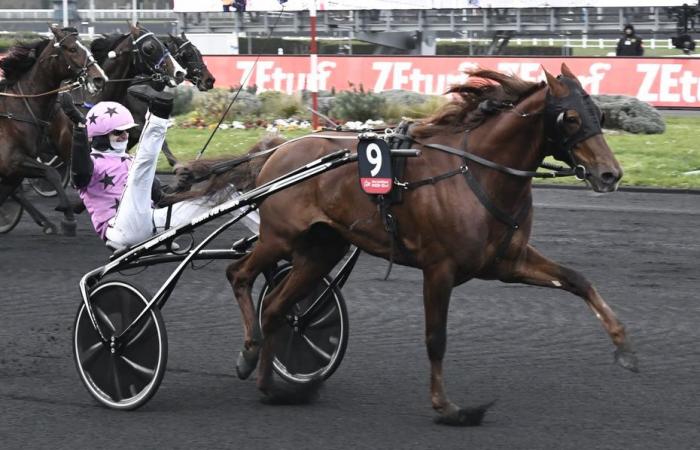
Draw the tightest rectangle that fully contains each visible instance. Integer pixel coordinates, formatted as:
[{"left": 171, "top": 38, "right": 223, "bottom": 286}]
[
  {"left": 423, "top": 264, "right": 492, "bottom": 426},
  {"left": 499, "top": 244, "right": 638, "bottom": 372},
  {"left": 226, "top": 238, "right": 286, "bottom": 380},
  {"left": 256, "top": 226, "right": 348, "bottom": 401}
]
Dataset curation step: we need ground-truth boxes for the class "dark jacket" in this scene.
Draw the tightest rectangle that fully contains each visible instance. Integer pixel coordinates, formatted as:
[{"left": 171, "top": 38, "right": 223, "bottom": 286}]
[{"left": 616, "top": 35, "right": 644, "bottom": 56}]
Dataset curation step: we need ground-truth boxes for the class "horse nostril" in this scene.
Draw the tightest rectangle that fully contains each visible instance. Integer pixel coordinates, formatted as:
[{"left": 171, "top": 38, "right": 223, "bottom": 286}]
[
  {"left": 206, "top": 78, "right": 215, "bottom": 89},
  {"left": 93, "top": 77, "right": 105, "bottom": 90},
  {"left": 175, "top": 71, "right": 186, "bottom": 83},
  {"left": 601, "top": 171, "right": 618, "bottom": 185}
]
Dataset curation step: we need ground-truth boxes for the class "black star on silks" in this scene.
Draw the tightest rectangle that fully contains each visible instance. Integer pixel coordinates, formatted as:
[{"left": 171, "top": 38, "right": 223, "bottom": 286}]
[
  {"left": 105, "top": 107, "right": 118, "bottom": 117},
  {"left": 98, "top": 173, "right": 115, "bottom": 189},
  {"left": 88, "top": 113, "right": 97, "bottom": 124},
  {"left": 92, "top": 153, "right": 104, "bottom": 159},
  {"left": 120, "top": 156, "right": 128, "bottom": 162},
  {"left": 110, "top": 198, "right": 120, "bottom": 210}
]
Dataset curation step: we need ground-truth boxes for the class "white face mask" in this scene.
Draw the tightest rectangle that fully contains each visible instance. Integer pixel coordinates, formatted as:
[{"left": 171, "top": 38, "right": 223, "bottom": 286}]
[{"left": 108, "top": 135, "right": 129, "bottom": 154}]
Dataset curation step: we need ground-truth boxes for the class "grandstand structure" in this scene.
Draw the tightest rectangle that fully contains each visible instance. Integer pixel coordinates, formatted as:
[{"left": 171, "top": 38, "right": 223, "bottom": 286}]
[{"left": 0, "top": 4, "right": 697, "bottom": 54}]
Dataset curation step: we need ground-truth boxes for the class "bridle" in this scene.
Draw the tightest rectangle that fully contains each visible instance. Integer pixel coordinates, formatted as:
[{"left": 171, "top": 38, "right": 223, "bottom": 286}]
[
  {"left": 168, "top": 38, "right": 206, "bottom": 86},
  {"left": 0, "top": 32, "right": 101, "bottom": 127},
  {"left": 51, "top": 31, "right": 101, "bottom": 88},
  {"left": 106, "top": 30, "right": 173, "bottom": 85}
]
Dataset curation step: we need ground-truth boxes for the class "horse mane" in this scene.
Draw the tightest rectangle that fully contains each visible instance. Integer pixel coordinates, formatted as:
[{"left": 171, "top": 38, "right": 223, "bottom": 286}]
[
  {"left": 162, "top": 135, "right": 287, "bottom": 205},
  {"left": 0, "top": 38, "right": 52, "bottom": 86},
  {"left": 411, "top": 69, "right": 545, "bottom": 139},
  {"left": 91, "top": 33, "right": 130, "bottom": 65}
]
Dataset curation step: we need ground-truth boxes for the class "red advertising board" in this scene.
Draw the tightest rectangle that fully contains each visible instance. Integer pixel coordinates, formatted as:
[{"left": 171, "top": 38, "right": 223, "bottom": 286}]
[{"left": 203, "top": 56, "right": 700, "bottom": 108}]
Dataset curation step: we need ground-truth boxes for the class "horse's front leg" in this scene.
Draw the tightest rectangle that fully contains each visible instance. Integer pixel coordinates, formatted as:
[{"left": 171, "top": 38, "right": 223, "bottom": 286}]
[
  {"left": 20, "top": 157, "right": 76, "bottom": 236},
  {"left": 499, "top": 244, "right": 638, "bottom": 372},
  {"left": 423, "top": 264, "right": 491, "bottom": 426}
]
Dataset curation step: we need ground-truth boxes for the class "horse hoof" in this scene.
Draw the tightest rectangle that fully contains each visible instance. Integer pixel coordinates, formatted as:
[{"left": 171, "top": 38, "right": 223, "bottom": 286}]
[
  {"left": 260, "top": 377, "right": 324, "bottom": 405},
  {"left": 235, "top": 347, "right": 259, "bottom": 380},
  {"left": 614, "top": 346, "right": 639, "bottom": 373},
  {"left": 60, "top": 219, "right": 77, "bottom": 237},
  {"left": 434, "top": 401, "right": 494, "bottom": 427}
]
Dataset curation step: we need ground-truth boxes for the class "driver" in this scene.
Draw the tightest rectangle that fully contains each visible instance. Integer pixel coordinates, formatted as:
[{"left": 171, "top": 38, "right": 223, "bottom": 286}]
[{"left": 60, "top": 85, "right": 259, "bottom": 249}]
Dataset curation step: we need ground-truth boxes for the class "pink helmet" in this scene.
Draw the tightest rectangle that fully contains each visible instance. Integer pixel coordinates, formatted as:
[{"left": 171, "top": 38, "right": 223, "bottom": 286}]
[{"left": 85, "top": 101, "right": 138, "bottom": 138}]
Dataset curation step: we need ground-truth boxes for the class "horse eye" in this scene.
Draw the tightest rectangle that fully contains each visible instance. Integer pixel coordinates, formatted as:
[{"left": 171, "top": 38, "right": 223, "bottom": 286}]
[
  {"left": 69, "top": 46, "right": 78, "bottom": 53},
  {"left": 143, "top": 44, "right": 155, "bottom": 55},
  {"left": 565, "top": 114, "right": 579, "bottom": 124}
]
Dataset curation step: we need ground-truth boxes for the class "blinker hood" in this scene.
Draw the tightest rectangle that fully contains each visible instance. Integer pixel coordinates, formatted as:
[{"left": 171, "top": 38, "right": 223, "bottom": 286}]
[{"left": 544, "top": 76, "right": 603, "bottom": 167}]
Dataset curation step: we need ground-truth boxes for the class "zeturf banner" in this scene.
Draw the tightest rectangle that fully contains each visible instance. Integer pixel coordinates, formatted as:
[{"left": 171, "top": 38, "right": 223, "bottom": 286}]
[{"left": 203, "top": 56, "right": 700, "bottom": 108}]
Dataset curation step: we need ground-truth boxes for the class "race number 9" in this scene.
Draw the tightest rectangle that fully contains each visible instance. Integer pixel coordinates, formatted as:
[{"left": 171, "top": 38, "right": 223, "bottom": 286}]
[
  {"left": 357, "top": 137, "right": 392, "bottom": 195},
  {"left": 366, "top": 143, "right": 382, "bottom": 176}
]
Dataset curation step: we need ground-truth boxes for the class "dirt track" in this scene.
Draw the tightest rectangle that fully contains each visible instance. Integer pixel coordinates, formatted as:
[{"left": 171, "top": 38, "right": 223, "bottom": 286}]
[{"left": 1, "top": 187, "right": 698, "bottom": 449}]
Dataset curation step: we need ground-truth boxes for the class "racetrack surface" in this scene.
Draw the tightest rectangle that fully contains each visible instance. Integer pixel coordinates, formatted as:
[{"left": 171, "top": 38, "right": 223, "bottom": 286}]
[{"left": 1, "top": 187, "right": 698, "bottom": 449}]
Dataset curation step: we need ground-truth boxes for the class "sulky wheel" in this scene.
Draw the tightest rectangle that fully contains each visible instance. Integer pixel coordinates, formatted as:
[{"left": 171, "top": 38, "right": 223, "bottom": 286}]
[
  {"left": 0, "top": 192, "right": 23, "bottom": 233},
  {"left": 29, "top": 155, "right": 70, "bottom": 197},
  {"left": 73, "top": 280, "right": 168, "bottom": 410},
  {"left": 258, "top": 264, "right": 349, "bottom": 384}
]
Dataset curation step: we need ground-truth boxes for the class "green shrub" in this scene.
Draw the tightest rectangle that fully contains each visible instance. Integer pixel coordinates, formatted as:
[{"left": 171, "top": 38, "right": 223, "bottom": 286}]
[
  {"left": 593, "top": 95, "right": 665, "bottom": 134},
  {"left": 169, "top": 84, "right": 197, "bottom": 117},
  {"left": 382, "top": 94, "right": 446, "bottom": 124},
  {"left": 258, "top": 91, "right": 304, "bottom": 119},
  {"left": 329, "top": 86, "right": 386, "bottom": 122},
  {"left": 191, "top": 88, "right": 261, "bottom": 122}
]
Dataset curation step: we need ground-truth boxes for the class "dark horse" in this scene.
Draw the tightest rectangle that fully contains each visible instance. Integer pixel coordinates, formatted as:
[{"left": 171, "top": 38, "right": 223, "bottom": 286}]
[
  {"left": 45, "top": 23, "right": 186, "bottom": 179},
  {"left": 47, "top": 26, "right": 203, "bottom": 178},
  {"left": 211, "top": 64, "right": 636, "bottom": 425},
  {"left": 122, "top": 32, "right": 216, "bottom": 166},
  {"left": 0, "top": 26, "right": 107, "bottom": 234}
]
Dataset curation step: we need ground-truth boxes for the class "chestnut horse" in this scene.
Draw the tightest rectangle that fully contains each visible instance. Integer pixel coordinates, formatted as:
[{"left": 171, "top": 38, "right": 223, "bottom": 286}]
[
  {"left": 219, "top": 64, "right": 636, "bottom": 425},
  {"left": 0, "top": 26, "right": 106, "bottom": 234}
]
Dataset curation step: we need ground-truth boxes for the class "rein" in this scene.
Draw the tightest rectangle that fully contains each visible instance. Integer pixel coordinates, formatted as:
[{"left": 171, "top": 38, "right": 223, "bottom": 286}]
[{"left": 0, "top": 81, "right": 81, "bottom": 98}]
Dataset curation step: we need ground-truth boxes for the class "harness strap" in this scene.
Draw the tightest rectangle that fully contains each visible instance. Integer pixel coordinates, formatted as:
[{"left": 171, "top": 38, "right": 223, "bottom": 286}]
[
  {"left": 462, "top": 165, "right": 519, "bottom": 229},
  {"left": 390, "top": 133, "right": 574, "bottom": 179}
]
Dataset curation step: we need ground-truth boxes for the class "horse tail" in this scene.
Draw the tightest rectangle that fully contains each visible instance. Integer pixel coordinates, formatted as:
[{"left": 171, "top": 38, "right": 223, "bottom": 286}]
[{"left": 163, "top": 134, "right": 286, "bottom": 204}]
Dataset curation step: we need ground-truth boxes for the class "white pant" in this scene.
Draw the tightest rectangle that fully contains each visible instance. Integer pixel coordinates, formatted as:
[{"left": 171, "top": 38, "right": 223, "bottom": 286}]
[{"left": 105, "top": 114, "right": 259, "bottom": 247}]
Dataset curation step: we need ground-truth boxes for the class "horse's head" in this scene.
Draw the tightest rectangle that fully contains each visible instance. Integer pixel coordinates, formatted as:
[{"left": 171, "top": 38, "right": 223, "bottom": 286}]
[
  {"left": 129, "top": 23, "right": 186, "bottom": 88},
  {"left": 167, "top": 32, "right": 215, "bottom": 91},
  {"left": 543, "top": 63, "right": 622, "bottom": 193},
  {"left": 49, "top": 26, "right": 107, "bottom": 93}
]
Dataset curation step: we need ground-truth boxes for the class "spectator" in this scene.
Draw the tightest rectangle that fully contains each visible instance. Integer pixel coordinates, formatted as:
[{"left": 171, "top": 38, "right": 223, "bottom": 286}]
[
  {"left": 234, "top": 0, "right": 246, "bottom": 12},
  {"left": 616, "top": 24, "right": 644, "bottom": 56},
  {"left": 222, "top": 0, "right": 234, "bottom": 12}
]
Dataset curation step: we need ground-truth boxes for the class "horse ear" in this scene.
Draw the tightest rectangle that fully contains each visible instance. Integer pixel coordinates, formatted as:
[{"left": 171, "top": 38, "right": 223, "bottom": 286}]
[
  {"left": 181, "top": 32, "right": 187, "bottom": 39},
  {"left": 543, "top": 66, "right": 567, "bottom": 97},
  {"left": 128, "top": 21, "right": 139, "bottom": 37},
  {"left": 560, "top": 63, "right": 579, "bottom": 81}
]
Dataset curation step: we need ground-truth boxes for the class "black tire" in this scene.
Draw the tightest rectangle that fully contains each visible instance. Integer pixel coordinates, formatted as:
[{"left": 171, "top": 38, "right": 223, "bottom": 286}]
[
  {"left": 29, "top": 155, "right": 70, "bottom": 197},
  {"left": 0, "top": 193, "right": 23, "bottom": 234},
  {"left": 258, "top": 264, "right": 349, "bottom": 384},
  {"left": 73, "top": 280, "right": 168, "bottom": 410}
]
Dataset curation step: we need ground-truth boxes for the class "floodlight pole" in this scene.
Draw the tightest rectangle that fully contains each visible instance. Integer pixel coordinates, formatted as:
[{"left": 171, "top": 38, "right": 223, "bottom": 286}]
[
  {"left": 309, "top": 0, "right": 319, "bottom": 129},
  {"left": 62, "top": 0, "right": 68, "bottom": 27}
]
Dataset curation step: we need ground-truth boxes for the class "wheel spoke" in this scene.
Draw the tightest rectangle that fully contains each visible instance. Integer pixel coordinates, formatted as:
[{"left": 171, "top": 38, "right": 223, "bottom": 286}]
[
  {"left": 120, "top": 355, "right": 155, "bottom": 381},
  {"left": 111, "top": 358, "right": 125, "bottom": 401},
  {"left": 80, "top": 341, "right": 104, "bottom": 368},
  {"left": 306, "top": 307, "right": 336, "bottom": 330},
  {"left": 300, "top": 333, "right": 332, "bottom": 363},
  {"left": 124, "top": 315, "right": 153, "bottom": 348},
  {"left": 94, "top": 306, "right": 116, "bottom": 333}
]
